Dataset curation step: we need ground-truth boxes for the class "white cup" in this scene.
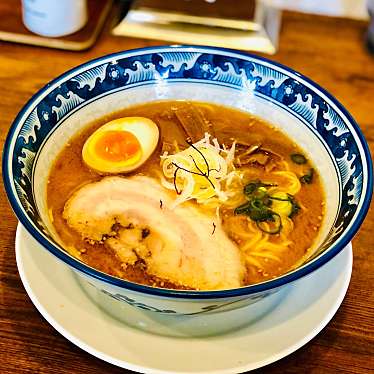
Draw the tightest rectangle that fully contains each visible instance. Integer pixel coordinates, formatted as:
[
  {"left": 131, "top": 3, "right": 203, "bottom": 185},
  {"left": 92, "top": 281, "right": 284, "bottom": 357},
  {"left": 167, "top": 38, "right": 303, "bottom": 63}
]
[{"left": 22, "top": 0, "right": 88, "bottom": 37}]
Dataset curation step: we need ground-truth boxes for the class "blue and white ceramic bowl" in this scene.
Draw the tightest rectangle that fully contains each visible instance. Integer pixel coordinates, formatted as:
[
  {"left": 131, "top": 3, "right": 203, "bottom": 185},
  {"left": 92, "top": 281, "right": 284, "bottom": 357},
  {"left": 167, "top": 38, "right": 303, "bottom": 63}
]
[{"left": 3, "top": 46, "right": 373, "bottom": 334}]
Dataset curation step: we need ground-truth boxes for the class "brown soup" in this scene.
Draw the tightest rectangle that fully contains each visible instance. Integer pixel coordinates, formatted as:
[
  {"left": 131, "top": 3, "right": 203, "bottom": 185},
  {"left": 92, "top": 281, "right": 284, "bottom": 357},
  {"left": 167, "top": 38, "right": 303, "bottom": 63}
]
[{"left": 47, "top": 100, "right": 324, "bottom": 290}]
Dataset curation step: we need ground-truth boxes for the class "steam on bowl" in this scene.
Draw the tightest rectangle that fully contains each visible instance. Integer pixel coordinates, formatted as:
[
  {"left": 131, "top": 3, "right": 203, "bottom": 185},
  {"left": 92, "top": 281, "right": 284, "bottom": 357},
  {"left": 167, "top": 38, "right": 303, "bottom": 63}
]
[{"left": 3, "top": 46, "right": 372, "bottom": 336}]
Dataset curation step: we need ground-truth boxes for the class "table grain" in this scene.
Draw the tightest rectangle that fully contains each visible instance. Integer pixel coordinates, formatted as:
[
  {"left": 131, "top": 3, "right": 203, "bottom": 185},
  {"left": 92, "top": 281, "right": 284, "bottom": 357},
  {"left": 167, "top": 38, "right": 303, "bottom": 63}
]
[{"left": 0, "top": 10, "right": 373, "bottom": 374}]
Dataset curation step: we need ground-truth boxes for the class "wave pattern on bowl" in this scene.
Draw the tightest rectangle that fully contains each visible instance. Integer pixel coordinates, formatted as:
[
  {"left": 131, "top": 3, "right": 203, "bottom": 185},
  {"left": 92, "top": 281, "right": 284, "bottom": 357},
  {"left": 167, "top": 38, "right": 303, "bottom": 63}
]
[{"left": 12, "top": 49, "right": 365, "bottom": 253}]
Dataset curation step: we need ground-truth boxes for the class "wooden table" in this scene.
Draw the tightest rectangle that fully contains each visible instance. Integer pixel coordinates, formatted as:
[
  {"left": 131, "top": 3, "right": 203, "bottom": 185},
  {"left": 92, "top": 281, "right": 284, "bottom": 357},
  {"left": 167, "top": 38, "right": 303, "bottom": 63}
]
[{"left": 0, "top": 10, "right": 373, "bottom": 374}]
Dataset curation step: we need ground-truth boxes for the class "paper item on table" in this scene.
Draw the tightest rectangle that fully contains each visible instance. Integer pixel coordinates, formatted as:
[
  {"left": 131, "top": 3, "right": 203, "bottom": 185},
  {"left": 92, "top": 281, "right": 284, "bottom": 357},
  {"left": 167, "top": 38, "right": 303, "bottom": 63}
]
[{"left": 112, "top": 0, "right": 281, "bottom": 54}]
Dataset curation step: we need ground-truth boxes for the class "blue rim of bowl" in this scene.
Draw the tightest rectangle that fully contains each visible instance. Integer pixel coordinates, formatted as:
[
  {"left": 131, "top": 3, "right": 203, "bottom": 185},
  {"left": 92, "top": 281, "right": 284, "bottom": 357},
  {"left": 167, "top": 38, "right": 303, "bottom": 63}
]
[{"left": 3, "top": 45, "right": 373, "bottom": 299}]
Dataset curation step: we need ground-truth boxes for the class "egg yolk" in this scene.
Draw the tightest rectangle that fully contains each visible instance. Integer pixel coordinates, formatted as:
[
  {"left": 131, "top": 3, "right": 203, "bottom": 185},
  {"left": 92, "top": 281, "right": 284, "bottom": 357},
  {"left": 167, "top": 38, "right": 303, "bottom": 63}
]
[{"left": 94, "top": 131, "right": 141, "bottom": 162}]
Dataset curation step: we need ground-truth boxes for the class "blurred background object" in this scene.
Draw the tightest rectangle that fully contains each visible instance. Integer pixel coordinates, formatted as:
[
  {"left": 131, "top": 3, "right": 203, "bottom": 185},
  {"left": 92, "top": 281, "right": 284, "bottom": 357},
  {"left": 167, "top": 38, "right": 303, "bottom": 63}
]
[
  {"left": 22, "top": 0, "right": 88, "bottom": 37},
  {"left": 113, "top": 0, "right": 281, "bottom": 54},
  {"left": 263, "top": 0, "right": 368, "bottom": 20},
  {"left": 0, "top": 0, "right": 113, "bottom": 50},
  {"left": 0, "top": 0, "right": 372, "bottom": 53},
  {"left": 113, "top": 0, "right": 371, "bottom": 54}
]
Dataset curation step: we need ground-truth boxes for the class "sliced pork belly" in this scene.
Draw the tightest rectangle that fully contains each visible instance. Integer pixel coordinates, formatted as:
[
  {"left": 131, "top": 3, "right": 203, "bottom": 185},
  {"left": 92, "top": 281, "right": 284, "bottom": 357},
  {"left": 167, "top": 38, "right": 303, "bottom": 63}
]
[{"left": 63, "top": 176, "right": 245, "bottom": 290}]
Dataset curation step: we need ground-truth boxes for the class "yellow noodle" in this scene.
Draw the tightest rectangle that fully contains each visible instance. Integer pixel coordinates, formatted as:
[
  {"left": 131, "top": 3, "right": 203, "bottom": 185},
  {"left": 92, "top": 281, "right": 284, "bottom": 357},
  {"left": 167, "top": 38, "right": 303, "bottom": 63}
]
[
  {"left": 66, "top": 245, "right": 82, "bottom": 260},
  {"left": 240, "top": 230, "right": 263, "bottom": 251},
  {"left": 173, "top": 139, "right": 181, "bottom": 153},
  {"left": 277, "top": 159, "right": 290, "bottom": 171},
  {"left": 245, "top": 256, "right": 264, "bottom": 269},
  {"left": 200, "top": 197, "right": 221, "bottom": 211},
  {"left": 255, "top": 240, "right": 292, "bottom": 252},
  {"left": 244, "top": 239, "right": 291, "bottom": 269},
  {"left": 247, "top": 220, "right": 260, "bottom": 233},
  {"left": 48, "top": 208, "right": 54, "bottom": 223},
  {"left": 245, "top": 232, "right": 292, "bottom": 255},
  {"left": 229, "top": 225, "right": 254, "bottom": 240},
  {"left": 298, "top": 200, "right": 308, "bottom": 212},
  {"left": 272, "top": 170, "right": 301, "bottom": 195},
  {"left": 249, "top": 251, "right": 282, "bottom": 262},
  {"left": 279, "top": 216, "right": 294, "bottom": 238},
  {"left": 222, "top": 197, "right": 246, "bottom": 209}
]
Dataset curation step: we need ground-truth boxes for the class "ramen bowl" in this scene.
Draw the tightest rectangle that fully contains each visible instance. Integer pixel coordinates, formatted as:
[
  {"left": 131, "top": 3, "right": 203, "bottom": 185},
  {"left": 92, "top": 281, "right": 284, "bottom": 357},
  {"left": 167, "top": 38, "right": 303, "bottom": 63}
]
[{"left": 3, "top": 46, "right": 372, "bottom": 337}]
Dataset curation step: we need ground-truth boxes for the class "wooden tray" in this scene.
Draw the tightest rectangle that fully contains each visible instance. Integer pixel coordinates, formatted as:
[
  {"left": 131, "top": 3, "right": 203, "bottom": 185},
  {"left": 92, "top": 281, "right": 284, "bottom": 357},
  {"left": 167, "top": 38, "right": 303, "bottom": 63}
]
[{"left": 0, "top": 0, "right": 113, "bottom": 51}]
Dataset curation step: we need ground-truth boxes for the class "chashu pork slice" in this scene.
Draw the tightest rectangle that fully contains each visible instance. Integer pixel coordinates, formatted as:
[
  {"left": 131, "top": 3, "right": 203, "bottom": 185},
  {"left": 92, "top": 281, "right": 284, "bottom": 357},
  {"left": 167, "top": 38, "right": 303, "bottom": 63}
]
[{"left": 63, "top": 176, "right": 245, "bottom": 290}]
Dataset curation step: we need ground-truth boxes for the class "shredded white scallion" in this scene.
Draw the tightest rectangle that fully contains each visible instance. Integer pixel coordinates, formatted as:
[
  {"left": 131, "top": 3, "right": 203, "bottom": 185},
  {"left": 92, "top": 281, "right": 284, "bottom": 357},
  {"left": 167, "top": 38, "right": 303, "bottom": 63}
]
[{"left": 160, "top": 133, "right": 243, "bottom": 207}]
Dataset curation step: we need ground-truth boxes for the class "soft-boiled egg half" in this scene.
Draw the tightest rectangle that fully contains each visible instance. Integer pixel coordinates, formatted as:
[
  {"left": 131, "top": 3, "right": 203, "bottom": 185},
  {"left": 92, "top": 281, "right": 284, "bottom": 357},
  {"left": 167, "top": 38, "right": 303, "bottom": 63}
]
[{"left": 82, "top": 117, "right": 159, "bottom": 173}]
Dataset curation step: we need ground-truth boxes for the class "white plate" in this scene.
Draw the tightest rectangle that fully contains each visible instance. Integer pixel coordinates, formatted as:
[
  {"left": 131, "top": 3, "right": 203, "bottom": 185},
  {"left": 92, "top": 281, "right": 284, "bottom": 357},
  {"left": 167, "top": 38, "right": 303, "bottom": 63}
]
[{"left": 16, "top": 224, "right": 352, "bottom": 374}]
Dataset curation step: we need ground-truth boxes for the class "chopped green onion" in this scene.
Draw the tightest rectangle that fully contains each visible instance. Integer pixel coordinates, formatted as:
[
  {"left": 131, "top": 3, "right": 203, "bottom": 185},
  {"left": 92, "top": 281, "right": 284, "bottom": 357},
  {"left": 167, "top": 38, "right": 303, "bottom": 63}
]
[
  {"left": 235, "top": 180, "right": 301, "bottom": 234},
  {"left": 269, "top": 194, "right": 300, "bottom": 218},
  {"left": 287, "top": 194, "right": 301, "bottom": 218},
  {"left": 256, "top": 213, "right": 282, "bottom": 235},
  {"left": 244, "top": 180, "right": 276, "bottom": 196},
  {"left": 291, "top": 153, "right": 307, "bottom": 164},
  {"left": 300, "top": 168, "right": 314, "bottom": 184}
]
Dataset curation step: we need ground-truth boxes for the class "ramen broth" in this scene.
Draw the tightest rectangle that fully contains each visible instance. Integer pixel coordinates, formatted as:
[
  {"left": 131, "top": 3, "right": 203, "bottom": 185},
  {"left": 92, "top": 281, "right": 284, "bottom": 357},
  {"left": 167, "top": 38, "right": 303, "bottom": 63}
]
[{"left": 47, "top": 101, "right": 325, "bottom": 290}]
